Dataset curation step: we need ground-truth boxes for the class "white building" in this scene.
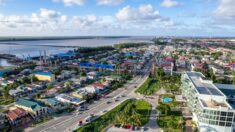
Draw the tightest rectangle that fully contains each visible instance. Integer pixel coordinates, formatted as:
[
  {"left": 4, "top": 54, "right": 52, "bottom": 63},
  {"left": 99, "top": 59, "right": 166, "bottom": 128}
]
[
  {"left": 55, "top": 94, "right": 85, "bottom": 106},
  {"left": 84, "top": 86, "right": 99, "bottom": 94},
  {"left": 181, "top": 72, "right": 235, "bottom": 132},
  {"left": 87, "top": 72, "right": 98, "bottom": 80}
]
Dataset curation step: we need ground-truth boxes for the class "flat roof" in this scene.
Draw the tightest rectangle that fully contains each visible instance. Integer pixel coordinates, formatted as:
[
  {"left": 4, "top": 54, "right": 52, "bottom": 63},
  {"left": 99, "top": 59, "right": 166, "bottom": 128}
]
[
  {"left": 35, "top": 72, "right": 53, "bottom": 76},
  {"left": 186, "top": 72, "right": 224, "bottom": 96},
  {"left": 200, "top": 99, "right": 228, "bottom": 109}
]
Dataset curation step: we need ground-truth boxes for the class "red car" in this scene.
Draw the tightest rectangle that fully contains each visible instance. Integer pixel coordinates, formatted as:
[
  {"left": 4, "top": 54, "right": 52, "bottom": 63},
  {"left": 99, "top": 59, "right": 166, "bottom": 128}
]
[{"left": 79, "top": 121, "right": 83, "bottom": 126}]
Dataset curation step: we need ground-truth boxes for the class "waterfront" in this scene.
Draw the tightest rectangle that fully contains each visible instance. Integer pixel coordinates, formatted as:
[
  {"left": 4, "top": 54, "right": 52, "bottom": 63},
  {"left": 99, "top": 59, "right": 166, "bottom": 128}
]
[
  {"left": 0, "top": 59, "right": 15, "bottom": 67},
  {"left": 0, "top": 36, "right": 152, "bottom": 58}
]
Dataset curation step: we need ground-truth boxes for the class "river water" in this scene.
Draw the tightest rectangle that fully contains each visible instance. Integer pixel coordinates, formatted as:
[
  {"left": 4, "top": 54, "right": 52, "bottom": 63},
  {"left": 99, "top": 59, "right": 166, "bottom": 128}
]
[{"left": 0, "top": 36, "right": 153, "bottom": 66}]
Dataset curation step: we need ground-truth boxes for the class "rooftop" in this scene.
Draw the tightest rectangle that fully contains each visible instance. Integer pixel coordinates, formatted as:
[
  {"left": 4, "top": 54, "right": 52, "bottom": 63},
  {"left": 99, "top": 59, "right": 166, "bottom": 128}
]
[
  {"left": 16, "top": 99, "right": 44, "bottom": 112},
  {"left": 42, "top": 98, "right": 59, "bottom": 106},
  {"left": 35, "top": 72, "right": 53, "bottom": 76},
  {"left": 186, "top": 72, "right": 224, "bottom": 96},
  {"left": 200, "top": 99, "right": 228, "bottom": 109},
  {"left": 6, "top": 108, "right": 27, "bottom": 121}
]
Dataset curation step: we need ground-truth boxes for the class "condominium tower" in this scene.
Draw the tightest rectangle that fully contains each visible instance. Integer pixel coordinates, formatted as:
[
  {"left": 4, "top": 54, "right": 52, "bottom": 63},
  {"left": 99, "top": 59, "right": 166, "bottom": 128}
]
[{"left": 181, "top": 72, "right": 235, "bottom": 132}]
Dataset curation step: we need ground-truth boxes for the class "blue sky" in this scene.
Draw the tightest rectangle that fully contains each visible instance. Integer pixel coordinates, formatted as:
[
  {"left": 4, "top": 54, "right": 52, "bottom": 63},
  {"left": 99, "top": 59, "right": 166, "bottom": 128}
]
[{"left": 0, "top": 0, "right": 234, "bottom": 36}]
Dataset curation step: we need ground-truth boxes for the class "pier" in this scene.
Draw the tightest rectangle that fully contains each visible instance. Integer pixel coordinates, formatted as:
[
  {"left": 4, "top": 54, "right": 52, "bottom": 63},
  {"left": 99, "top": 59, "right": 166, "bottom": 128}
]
[
  {"left": 0, "top": 54, "right": 17, "bottom": 60},
  {"left": 0, "top": 54, "right": 23, "bottom": 65}
]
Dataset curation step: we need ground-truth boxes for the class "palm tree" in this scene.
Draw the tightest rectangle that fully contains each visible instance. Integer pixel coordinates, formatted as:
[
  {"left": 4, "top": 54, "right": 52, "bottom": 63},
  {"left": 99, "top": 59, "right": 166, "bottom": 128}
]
[{"left": 177, "top": 117, "right": 184, "bottom": 129}]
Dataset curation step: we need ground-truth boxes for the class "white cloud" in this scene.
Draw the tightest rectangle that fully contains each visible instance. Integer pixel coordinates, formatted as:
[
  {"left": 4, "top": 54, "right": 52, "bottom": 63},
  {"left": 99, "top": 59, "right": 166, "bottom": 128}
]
[
  {"left": 53, "top": 0, "right": 86, "bottom": 6},
  {"left": 0, "top": 8, "right": 69, "bottom": 32},
  {"left": 97, "top": 0, "right": 124, "bottom": 5},
  {"left": 72, "top": 15, "right": 98, "bottom": 29},
  {"left": 0, "top": 6, "right": 177, "bottom": 35},
  {"left": 214, "top": 0, "right": 235, "bottom": 19},
  {"left": 116, "top": 4, "right": 162, "bottom": 22},
  {"left": 39, "top": 8, "right": 61, "bottom": 18},
  {"left": 161, "top": 0, "right": 180, "bottom": 8}
]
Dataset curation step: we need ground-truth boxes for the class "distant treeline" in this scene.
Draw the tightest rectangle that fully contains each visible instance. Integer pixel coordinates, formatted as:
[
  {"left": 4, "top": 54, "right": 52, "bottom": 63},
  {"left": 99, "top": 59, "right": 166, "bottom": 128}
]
[
  {"left": 0, "top": 36, "right": 130, "bottom": 42},
  {"left": 73, "top": 42, "right": 150, "bottom": 56},
  {"left": 114, "top": 42, "right": 149, "bottom": 49},
  {"left": 75, "top": 46, "right": 115, "bottom": 53}
]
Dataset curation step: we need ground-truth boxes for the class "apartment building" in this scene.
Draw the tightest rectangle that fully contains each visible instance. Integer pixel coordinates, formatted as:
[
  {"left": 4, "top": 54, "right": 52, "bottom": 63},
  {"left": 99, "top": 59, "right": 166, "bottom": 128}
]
[{"left": 181, "top": 72, "right": 235, "bottom": 132}]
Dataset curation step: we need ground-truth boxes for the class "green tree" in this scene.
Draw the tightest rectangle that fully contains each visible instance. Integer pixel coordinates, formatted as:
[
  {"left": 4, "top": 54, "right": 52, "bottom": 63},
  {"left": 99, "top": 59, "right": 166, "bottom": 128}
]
[
  {"left": 47, "top": 84, "right": 54, "bottom": 90},
  {"left": 20, "top": 76, "right": 31, "bottom": 84},
  {"left": 64, "top": 82, "right": 72, "bottom": 91},
  {"left": 31, "top": 75, "right": 39, "bottom": 82},
  {"left": 80, "top": 71, "right": 86, "bottom": 76}
]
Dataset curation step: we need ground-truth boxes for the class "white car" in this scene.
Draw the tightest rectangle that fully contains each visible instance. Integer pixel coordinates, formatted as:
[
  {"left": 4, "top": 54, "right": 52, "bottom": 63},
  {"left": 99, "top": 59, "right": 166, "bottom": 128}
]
[
  {"left": 85, "top": 116, "right": 92, "bottom": 122},
  {"left": 102, "top": 110, "right": 108, "bottom": 113}
]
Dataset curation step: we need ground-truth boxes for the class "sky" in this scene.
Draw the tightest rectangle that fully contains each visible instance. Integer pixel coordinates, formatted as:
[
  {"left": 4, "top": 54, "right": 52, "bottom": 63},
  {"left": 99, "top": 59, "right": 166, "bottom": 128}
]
[{"left": 0, "top": 0, "right": 234, "bottom": 37}]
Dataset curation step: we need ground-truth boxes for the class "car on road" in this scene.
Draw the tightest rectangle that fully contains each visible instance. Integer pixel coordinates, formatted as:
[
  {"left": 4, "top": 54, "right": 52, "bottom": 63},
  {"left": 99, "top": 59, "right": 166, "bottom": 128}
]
[
  {"left": 85, "top": 114, "right": 94, "bottom": 122},
  {"left": 78, "top": 121, "right": 83, "bottom": 126},
  {"left": 102, "top": 110, "right": 108, "bottom": 113},
  {"left": 78, "top": 106, "right": 88, "bottom": 111},
  {"left": 85, "top": 116, "right": 92, "bottom": 122},
  {"left": 141, "top": 127, "right": 148, "bottom": 131},
  {"left": 106, "top": 100, "right": 112, "bottom": 104}
]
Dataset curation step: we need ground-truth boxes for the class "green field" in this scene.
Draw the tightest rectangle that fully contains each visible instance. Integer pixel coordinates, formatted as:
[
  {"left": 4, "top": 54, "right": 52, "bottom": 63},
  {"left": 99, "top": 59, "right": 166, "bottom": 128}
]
[
  {"left": 135, "top": 77, "right": 160, "bottom": 95},
  {"left": 157, "top": 95, "right": 184, "bottom": 132},
  {"left": 76, "top": 99, "right": 151, "bottom": 132}
]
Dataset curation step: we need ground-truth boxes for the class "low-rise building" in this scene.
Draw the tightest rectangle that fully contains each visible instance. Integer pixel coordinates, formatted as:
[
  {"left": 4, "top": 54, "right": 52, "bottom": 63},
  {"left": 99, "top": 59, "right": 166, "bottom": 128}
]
[
  {"left": 55, "top": 94, "right": 85, "bottom": 106},
  {"left": 84, "top": 85, "right": 99, "bottom": 94},
  {"left": 0, "top": 113, "right": 6, "bottom": 129},
  {"left": 87, "top": 72, "right": 98, "bottom": 80},
  {"left": 40, "top": 98, "right": 66, "bottom": 112},
  {"left": 71, "top": 89, "right": 88, "bottom": 99},
  {"left": 15, "top": 99, "right": 48, "bottom": 118},
  {"left": 34, "top": 72, "right": 55, "bottom": 82},
  {"left": 211, "top": 66, "right": 224, "bottom": 75},
  {"left": 6, "top": 108, "right": 30, "bottom": 126}
]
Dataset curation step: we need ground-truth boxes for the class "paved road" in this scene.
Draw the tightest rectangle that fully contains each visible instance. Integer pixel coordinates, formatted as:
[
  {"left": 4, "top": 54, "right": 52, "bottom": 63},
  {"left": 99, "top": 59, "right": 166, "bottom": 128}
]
[{"left": 26, "top": 75, "right": 148, "bottom": 132}]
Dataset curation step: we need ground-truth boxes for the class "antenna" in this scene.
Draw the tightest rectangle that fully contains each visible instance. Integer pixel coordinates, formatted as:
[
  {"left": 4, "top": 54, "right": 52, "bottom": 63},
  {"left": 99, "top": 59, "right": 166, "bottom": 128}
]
[
  {"left": 39, "top": 50, "right": 42, "bottom": 66},
  {"left": 44, "top": 50, "right": 47, "bottom": 65}
]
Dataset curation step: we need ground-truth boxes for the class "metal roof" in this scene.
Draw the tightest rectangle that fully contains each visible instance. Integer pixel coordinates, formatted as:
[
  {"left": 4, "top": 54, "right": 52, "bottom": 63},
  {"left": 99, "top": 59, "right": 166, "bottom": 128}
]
[{"left": 186, "top": 72, "right": 224, "bottom": 96}]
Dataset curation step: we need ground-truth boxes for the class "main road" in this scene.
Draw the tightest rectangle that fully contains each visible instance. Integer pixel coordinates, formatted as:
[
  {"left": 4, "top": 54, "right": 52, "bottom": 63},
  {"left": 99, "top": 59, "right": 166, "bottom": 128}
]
[
  {"left": 26, "top": 54, "right": 153, "bottom": 132},
  {"left": 26, "top": 75, "right": 148, "bottom": 132}
]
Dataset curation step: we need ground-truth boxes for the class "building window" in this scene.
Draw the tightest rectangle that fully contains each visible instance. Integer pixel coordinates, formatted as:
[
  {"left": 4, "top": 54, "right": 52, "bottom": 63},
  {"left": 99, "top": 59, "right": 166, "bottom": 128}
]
[
  {"left": 226, "top": 122, "right": 232, "bottom": 127},
  {"left": 209, "top": 120, "right": 216, "bottom": 125},
  {"left": 219, "top": 122, "right": 225, "bottom": 126},
  {"left": 226, "top": 118, "right": 233, "bottom": 122},
  {"left": 227, "top": 112, "right": 233, "bottom": 117},
  {"left": 220, "top": 117, "right": 226, "bottom": 121},
  {"left": 220, "top": 112, "right": 227, "bottom": 116}
]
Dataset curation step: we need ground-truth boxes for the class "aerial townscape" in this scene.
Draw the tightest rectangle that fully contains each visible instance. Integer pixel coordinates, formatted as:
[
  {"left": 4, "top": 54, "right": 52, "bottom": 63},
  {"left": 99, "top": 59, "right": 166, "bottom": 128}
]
[
  {"left": 0, "top": 0, "right": 235, "bottom": 132},
  {"left": 0, "top": 37, "right": 234, "bottom": 132}
]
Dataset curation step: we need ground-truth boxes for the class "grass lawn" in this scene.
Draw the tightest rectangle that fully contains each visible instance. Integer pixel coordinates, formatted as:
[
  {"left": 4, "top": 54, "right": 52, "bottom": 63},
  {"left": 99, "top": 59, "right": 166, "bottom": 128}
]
[
  {"left": 0, "top": 97, "right": 14, "bottom": 105},
  {"left": 135, "top": 100, "right": 152, "bottom": 125},
  {"left": 76, "top": 100, "right": 132, "bottom": 132},
  {"left": 135, "top": 77, "right": 160, "bottom": 95},
  {"left": 76, "top": 99, "right": 151, "bottom": 132},
  {"left": 157, "top": 95, "right": 184, "bottom": 132}
]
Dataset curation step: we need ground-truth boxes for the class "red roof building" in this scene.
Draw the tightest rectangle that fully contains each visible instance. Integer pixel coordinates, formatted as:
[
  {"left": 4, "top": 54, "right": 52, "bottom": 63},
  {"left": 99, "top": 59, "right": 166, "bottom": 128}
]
[
  {"left": 93, "top": 83, "right": 106, "bottom": 90},
  {"left": 6, "top": 108, "right": 27, "bottom": 125},
  {"left": 164, "top": 57, "right": 173, "bottom": 61}
]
